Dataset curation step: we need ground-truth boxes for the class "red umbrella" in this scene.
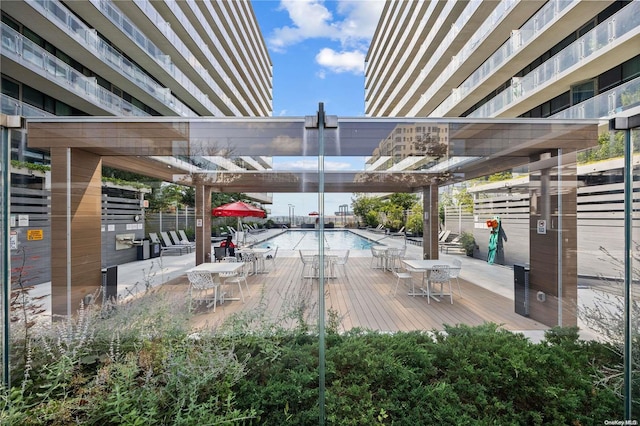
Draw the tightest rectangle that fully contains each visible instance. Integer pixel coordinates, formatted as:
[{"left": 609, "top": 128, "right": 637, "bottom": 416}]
[
  {"left": 308, "top": 211, "right": 319, "bottom": 216},
  {"left": 212, "top": 201, "right": 266, "bottom": 240},
  {"left": 212, "top": 201, "right": 266, "bottom": 218}
]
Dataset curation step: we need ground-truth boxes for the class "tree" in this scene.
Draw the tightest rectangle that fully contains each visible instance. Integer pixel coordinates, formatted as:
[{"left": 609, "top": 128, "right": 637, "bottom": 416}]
[
  {"left": 406, "top": 203, "right": 423, "bottom": 234},
  {"left": 387, "top": 193, "right": 419, "bottom": 211},
  {"left": 351, "top": 194, "right": 383, "bottom": 227}
]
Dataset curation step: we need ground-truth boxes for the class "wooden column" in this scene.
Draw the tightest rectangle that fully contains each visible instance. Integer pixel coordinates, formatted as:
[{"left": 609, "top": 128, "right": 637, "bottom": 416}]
[
  {"left": 50, "top": 148, "right": 102, "bottom": 317},
  {"left": 527, "top": 151, "right": 577, "bottom": 327},
  {"left": 194, "top": 179, "right": 212, "bottom": 265},
  {"left": 422, "top": 185, "right": 440, "bottom": 260}
]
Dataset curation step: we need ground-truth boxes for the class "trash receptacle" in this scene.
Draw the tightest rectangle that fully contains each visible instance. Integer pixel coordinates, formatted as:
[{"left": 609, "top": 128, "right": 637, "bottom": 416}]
[
  {"left": 137, "top": 239, "right": 150, "bottom": 260},
  {"left": 514, "top": 264, "right": 530, "bottom": 317},
  {"left": 102, "top": 265, "right": 118, "bottom": 301},
  {"left": 150, "top": 242, "right": 161, "bottom": 258}
]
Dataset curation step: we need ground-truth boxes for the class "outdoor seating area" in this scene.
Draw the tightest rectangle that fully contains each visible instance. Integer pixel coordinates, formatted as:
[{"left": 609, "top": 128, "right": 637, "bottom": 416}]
[{"left": 173, "top": 253, "right": 548, "bottom": 333}]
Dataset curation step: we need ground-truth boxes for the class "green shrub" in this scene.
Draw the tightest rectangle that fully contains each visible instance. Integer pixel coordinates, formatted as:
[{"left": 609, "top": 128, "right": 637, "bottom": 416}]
[{"left": 2, "top": 289, "right": 622, "bottom": 425}]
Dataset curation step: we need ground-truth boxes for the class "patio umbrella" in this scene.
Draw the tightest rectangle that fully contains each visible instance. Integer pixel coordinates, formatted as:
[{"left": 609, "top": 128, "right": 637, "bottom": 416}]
[
  {"left": 308, "top": 211, "right": 319, "bottom": 216},
  {"left": 212, "top": 201, "right": 266, "bottom": 238}
]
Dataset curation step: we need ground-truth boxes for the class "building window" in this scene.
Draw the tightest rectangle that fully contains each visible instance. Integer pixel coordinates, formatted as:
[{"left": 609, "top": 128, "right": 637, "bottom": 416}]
[
  {"left": 622, "top": 55, "right": 640, "bottom": 82},
  {"left": 571, "top": 80, "right": 596, "bottom": 105}
]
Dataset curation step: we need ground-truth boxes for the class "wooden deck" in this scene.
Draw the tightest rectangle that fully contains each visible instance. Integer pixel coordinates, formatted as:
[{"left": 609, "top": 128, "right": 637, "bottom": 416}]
[{"left": 161, "top": 256, "right": 548, "bottom": 334}]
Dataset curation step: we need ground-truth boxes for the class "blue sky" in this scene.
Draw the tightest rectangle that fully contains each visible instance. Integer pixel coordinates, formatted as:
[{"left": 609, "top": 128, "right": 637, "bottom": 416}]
[{"left": 251, "top": 0, "right": 384, "bottom": 217}]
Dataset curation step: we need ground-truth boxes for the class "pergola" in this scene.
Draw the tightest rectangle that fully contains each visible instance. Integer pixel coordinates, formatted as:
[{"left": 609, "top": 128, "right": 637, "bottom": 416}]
[{"left": 26, "top": 111, "right": 598, "bottom": 327}]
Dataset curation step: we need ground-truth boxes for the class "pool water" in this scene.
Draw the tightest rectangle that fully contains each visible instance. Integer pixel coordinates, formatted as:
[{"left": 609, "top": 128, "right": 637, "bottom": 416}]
[{"left": 253, "top": 230, "right": 377, "bottom": 251}]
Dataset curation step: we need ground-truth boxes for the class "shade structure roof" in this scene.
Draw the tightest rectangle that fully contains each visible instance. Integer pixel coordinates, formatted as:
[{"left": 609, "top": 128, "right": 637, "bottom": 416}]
[
  {"left": 26, "top": 116, "right": 600, "bottom": 193},
  {"left": 212, "top": 201, "right": 266, "bottom": 218}
]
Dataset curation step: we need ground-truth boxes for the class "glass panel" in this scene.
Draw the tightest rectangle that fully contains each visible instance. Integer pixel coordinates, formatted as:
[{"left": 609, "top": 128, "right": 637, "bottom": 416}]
[
  {"left": 1, "top": 125, "right": 10, "bottom": 386},
  {"left": 16, "top": 116, "right": 607, "bottom": 421}
]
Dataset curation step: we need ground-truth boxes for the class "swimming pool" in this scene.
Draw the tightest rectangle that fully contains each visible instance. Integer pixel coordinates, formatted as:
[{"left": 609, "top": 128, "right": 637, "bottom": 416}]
[{"left": 253, "top": 230, "right": 378, "bottom": 251}]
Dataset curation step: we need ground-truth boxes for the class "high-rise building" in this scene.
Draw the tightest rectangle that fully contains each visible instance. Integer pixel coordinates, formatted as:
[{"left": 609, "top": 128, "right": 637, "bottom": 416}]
[
  {"left": 1, "top": 0, "right": 274, "bottom": 285},
  {"left": 364, "top": 0, "right": 640, "bottom": 286},
  {"left": 365, "top": 1, "right": 639, "bottom": 120},
  {"left": 1, "top": 0, "right": 273, "bottom": 184}
]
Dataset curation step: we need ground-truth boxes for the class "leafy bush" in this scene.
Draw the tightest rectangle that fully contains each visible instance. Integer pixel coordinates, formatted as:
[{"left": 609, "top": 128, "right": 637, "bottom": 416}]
[
  {"left": 2, "top": 288, "right": 622, "bottom": 425},
  {"left": 459, "top": 231, "right": 477, "bottom": 256}
]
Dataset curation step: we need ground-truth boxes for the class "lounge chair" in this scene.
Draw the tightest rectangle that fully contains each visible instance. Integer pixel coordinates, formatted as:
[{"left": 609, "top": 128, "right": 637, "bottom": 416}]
[
  {"left": 438, "top": 230, "right": 451, "bottom": 243},
  {"left": 170, "top": 230, "right": 195, "bottom": 251},
  {"left": 391, "top": 226, "right": 405, "bottom": 236},
  {"left": 160, "top": 231, "right": 191, "bottom": 254},
  {"left": 149, "top": 232, "right": 187, "bottom": 256},
  {"left": 373, "top": 224, "right": 387, "bottom": 233},
  {"left": 440, "top": 234, "right": 463, "bottom": 253}
]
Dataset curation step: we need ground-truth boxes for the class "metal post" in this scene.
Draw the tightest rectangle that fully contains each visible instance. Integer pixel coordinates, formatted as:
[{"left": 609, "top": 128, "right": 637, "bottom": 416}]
[
  {"left": 2, "top": 125, "right": 11, "bottom": 387},
  {"left": 623, "top": 128, "right": 632, "bottom": 420},
  {"left": 609, "top": 115, "right": 639, "bottom": 421},
  {"left": 317, "top": 103, "right": 326, "bottom": 425}
]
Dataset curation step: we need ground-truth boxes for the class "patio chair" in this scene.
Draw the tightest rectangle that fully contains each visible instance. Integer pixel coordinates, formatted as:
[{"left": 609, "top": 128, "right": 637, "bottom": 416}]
[
  {"left": 384, "top": 247, "right": 402, "bottom": 272},
  {"left": 427, "top": 265, "right": 453, "bottom": 304},
  {"left": 213, "top": 246, "right": 229, "bottom": 262},
  {"left": 370, "top": 246, "right": 386, "bottom": 269},
  {"left": 299, "top": 250, "right": 316, "bottom": 281},
  {"left": 390, "top": 260, "right": 416, "bottom": 297},
  {"left": 170, "top": 230, "right": 195, "bottom": 252},
  {"left": 221, "top": 257, "right": 247, "bottom": 302},
  {"left": 310, "top": 254, "right": 333, "bottom": 284},
  {"left": 186, "top": 270, "right": 222, "bottom": 312},
  {"left": 450, "top": 258, "right": 463, "bottom": 297},
  {"left": 149, "top": 232, "right": 186, "bottom": 256},
  {"left": 332, "top": 250, "right": 350, "bottom": 280}
]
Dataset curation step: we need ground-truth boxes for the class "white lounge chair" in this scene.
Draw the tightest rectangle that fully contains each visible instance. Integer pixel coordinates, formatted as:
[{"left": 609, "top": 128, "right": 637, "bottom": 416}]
[{"left": 149, "top": 232, "right": 186, "bottom": 256}]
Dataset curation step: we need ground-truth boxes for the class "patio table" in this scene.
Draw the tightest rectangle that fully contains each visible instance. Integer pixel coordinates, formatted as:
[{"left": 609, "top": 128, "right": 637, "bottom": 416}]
[
  {"left": 236, "top": 248, "right": 272, "bottom": 274},
  {"left": 401, "top": 259, "right": 460, "bottom": 302},
  {"left": 187, "top": 262, "right": 246, "bottom": 300}
]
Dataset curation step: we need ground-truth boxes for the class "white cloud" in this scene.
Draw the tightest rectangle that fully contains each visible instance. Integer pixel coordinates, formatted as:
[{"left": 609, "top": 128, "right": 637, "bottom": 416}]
[
  {"left": 316, "top": 48, "right": 365, "bottom": 74},
  {"left": 268, "top": 0, "right": 338, "bottom": 53},
  {"left": 267, "top": 0, "right": 384, "bottom": 75}
]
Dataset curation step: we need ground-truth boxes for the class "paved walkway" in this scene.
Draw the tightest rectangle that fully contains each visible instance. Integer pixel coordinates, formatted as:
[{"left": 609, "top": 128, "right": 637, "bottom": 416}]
[{"left": 25, "top": 227, "right": 600, "bottom": 341}]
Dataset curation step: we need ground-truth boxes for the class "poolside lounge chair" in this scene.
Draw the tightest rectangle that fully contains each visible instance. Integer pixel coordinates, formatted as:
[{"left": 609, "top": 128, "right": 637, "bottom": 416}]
[
  {"left": 170, "top": 230, "right": 195, "bottom": 252},
  {"left": 160, "top": 231, "right": 191, "bottom": 254},
  {"left": 372, "top": 224, "right": 387, "bottom": 233},
  {"left": 391, "top": 226, "right": 405, "bottom": 236},
  {"left": 149, "top": 232, "right": 187, "bottom": 256},
  {"left": 440, "top": 234, "right": 463, "bottom": 253}
]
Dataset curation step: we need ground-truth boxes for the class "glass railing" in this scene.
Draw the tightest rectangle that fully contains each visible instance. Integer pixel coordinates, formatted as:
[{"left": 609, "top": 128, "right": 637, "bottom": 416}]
[
  {"left": 160, "top": 0, "right": 245, "bottom": 113},
  {"left": 551, "top": 77, "right": 640, "bottom": 119},
  {"left": 431, "top": 0, "right": 578, "bottom": 116},
  {"left": 30, "top": 0, "right": 196, "bottom": 117},
  {"left": 368, "top": 0, "right": 454, "bottom": 113},
  {"left": 90, "top": 0, "right": 226, "bottom": 116},
  {"left": 0, "top": 94, "right": 54, "bottom": 118},
  {"left": 127, "top": 0, "right": 240, "bottom": 115},
  {"left": 410, "top": 0, "right": 517, "bottom": 115},
  {"left": 466, "top": 1, "right": 640, "bottom": 118},
  {"left": 183, "top": 0, "right": 255, "bottom": 114},
  {"left": 1, "top": 24, "right": 148, "bottom": 117}
]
